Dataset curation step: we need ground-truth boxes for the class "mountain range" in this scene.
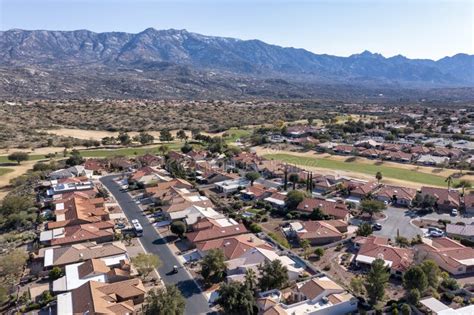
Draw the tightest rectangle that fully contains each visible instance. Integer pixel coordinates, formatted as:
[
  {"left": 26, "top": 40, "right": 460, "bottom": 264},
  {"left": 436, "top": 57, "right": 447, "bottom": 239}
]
[{"left": 0, "top": 28, "right": 473, "bottom": 100}]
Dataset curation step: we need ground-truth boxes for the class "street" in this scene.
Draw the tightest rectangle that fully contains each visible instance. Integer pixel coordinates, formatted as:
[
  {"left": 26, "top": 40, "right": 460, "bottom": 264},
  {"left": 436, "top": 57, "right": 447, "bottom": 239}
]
[{"left": 100, "top": 175, "right": 211, "bottom": 315}]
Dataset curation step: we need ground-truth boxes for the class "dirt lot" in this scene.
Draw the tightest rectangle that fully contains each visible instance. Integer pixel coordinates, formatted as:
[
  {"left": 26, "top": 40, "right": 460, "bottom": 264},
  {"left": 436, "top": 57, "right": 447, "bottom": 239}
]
[{"left": 42, "top": 128, "right": 192, "bottom": 141}]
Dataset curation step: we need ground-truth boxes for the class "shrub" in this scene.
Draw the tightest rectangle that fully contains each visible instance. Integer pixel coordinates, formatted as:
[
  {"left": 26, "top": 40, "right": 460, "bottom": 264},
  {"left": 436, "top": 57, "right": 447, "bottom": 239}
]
[
  {"left": 268, "top": 232, "right": 290, "bottom": 248},
  {"left": 323, "top": 264, "right": 331, "bottom": 271},
  {"left": 249, "top": 223, "right": 262, "bottom": 233}
]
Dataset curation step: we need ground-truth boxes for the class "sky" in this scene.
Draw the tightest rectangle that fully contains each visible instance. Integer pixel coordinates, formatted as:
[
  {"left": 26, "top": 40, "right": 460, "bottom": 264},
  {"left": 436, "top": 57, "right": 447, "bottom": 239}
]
[{"left": 0, "top": 0, "right": 472, "bottom": 60}]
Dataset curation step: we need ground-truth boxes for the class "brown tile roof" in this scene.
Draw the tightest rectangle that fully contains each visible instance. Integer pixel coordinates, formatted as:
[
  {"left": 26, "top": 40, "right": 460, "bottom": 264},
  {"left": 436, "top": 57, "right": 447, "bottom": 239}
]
[
  {"left": 49, "top": 193, "right": 108, "bottom": 228},
  {"left": 421, "top": 187, "right": 461, "bottom": 208},
  {"left": 71, "top": 278, "right": 145, "bottom": 314},
  {"left": 187, "top": 218, "right": 248, "bottom": 243},
  {"left": 45, "top": 242, "right": 127, "bottom": 267},
  {"left": 263, "top": 305, "right": 287, "bottom": 315},
  {"left": 295, "top": 221, "right": 343, "bottom": 240},
  {"left": 375, "top": 185, "right": 417, "bottom": 201},
  {"left": 298, "top": 278, "right": 343, "bottom": 300},
  {"left": 358, "top": 236, "right": 414, "bottom": 272},
  {"left": 50, "top": 221, "right": 114, "bottom": 246},
  {"left": 417, "top": 237, "right": 474, "bottom": 269},
  {"left": 296, "top": 198, "right": 349, "bottom": 220},
  {"left": 351, "top": 181, "right": 379, "bottom": 196},
  {"left": 77, "top": 258, "right": 109, "bottom": 278},
  {"left": 195, "top": 233, "right": 272, "bottom": 260}
]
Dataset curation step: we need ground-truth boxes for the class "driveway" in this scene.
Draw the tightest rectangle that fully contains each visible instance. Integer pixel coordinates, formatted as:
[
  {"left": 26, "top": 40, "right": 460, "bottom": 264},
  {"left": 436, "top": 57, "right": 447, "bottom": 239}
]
[{"left": 100, "top": 175, "right": 211, "bottom": 315}]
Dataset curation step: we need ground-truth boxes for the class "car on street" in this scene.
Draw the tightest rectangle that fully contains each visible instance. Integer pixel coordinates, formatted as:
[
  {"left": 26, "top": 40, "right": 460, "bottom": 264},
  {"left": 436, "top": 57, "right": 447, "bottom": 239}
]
[
  {"left": 451, "top": 209, "right": 458, "bottom": 216},
  {"left": 429, "top": 230, "right": 444, "bottom": 237}
]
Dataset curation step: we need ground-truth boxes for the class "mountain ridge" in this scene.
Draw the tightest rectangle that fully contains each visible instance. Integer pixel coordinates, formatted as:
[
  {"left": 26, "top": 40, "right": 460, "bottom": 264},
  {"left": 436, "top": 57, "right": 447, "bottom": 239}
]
[{"left": 0, "top": 28, "right": 473, "bottom": 100}]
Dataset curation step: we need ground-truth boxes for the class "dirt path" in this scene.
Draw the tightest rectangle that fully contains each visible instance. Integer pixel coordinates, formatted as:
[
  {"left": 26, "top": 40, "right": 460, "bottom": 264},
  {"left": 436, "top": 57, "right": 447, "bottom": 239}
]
[
  {"left": 40, "top": 128, "right": 191, "bottom": 141},
  {"left": 253, "top": 146, "right": 471, "bottom": 189}
]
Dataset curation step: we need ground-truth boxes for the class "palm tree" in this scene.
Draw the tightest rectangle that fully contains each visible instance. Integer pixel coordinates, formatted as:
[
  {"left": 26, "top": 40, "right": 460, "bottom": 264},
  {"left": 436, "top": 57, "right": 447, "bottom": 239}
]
[
  {"left": 244, "top": 268, "right": 257, "bottom": 292},
  {"left": 445, "top": 175, "right": 453, "bottom": 190},
  {"left": 289, "top": 173, "right": 299, "bottom": 190}
]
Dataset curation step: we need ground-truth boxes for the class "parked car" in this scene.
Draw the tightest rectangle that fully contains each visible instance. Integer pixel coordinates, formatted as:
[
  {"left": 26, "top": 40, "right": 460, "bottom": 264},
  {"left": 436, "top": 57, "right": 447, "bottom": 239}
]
[
  {"left": 372, "top": 223, "right": 382, "bottom": 231},
  {"left": 451, "top": 209, "right": 458, "bottom": 216},
  {"left": 429, "top": 230, "right": 444, "bottom": 238}
]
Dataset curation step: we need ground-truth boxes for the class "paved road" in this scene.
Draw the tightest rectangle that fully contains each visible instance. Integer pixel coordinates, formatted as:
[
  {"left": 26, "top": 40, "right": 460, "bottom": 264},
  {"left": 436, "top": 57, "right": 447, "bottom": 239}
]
[
  {"left": 373, "top": 206, "right": 420, "bottom": 239},
  {"left": 100, "top": 175, "right": 211, "bottom": 315}
]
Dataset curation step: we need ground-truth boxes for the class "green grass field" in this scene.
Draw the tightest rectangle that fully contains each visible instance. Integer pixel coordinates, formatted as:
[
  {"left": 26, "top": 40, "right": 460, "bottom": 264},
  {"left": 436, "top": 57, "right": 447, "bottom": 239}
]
[
  {"left": 264, "top": 153, "right": 451, "bottom": 187},
  {"left": 223, "top": 128, "right": 252, "bottom": 144},
  {"left": 0, "top": 168, "right": 13, "bottom": 176}
]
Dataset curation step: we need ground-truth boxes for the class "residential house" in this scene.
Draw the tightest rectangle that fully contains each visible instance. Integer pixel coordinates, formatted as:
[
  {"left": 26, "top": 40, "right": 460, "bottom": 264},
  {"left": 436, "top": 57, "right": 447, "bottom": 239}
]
[
  {"left": 195, "top": 233, "right": 273, "bottom": 260},
  {"left": 260, "top": 276, "right": 358, "bottom": 315},
  {"left": 417, "top": 154, "right": 449, "bottom": 166},
  {"left": 186, "top": 217, "right": 247, "bottom": 243},
  {"left": 40, "top": 221, "right": 115, "bottom": 246},
  {"left": 354, "top": 236, "right": 414, "bottom": 276},
  {"left": 333, "top": 145, "right": 356, "bottom": 155},
  {"left": 420, "top": 297, "right": 474, "bottom": 315},
  {"left": 226, "top": 247, "right": 304, "bottom": 282},
  {"left": 47, "top": 193, "right": 108, "bottom": 229},
  {"left": 384, "top": 151, "right": 413, "bottom": 163},
  {"left": 135, "top": 153, "right": 163, "bottom": 167},
  {"left": 52, "top": 258, "right": 134, "bottom": 292},
  {"left": 296, "top": 198, "right": 350, "bottom": 221},
  {"left": 464, "top": 193, "right": 474, "bottom": 214},
  {"left": 214, "top": 178, "right": 251, "bottom": 194},
  {"left": 350, "top": 181, "right": 379, "bottom": 199},
  {"left": 57, "top": 278, "right": 146, "bottom": 314},
  {"left": 288, "top": 220, "right": 347, "bottom": 245},
  {"left": 420, "top": 187, "right": 461, "bottom": 212},
  {"left": 49, "top": 165, "right": 90, "bottom": 180},
  {"left": 240, "top": 185, "right": 273, "bottom": 201},
  {"left": 416, "top": 237, "right": 474, "bottom": 275},
  {"left": 446, "top": 224, "right": 474, "bottom": 242},
  {"left": 264, "top": 192, "right": 287, "bottom": 209},
  {"left": 374, "top": 185, "right": 417, "bottom": 206},
  {"left": 168, "top": 204, "right": 224, "bottom": 226},
  {"left": 40, "top": 241, "right": 128, "bottom": 269}
]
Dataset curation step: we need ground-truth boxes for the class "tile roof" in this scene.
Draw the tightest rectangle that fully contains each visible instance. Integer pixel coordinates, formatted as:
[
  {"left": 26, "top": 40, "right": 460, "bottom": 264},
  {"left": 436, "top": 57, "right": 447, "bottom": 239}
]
[
  {"left": 298, "top": 277, "right": 343, "bottom": 300},
  {"left": 296, "top": 198, "right": 349, "bottom": 220},
  {"left": 421, "top": 187, "right": 460, "bottom": 208},
  {"left": 187, "top": 218, "right": 248, "bottom": 243},
  {"left": 375, "top": 185, "right": 417, "bottom": 201},
  {"left": 50, "top": 221, "right": 114, "bottom": 246},
  {"left": 358, "top": 236, "right": 414, "bottom": 272}
]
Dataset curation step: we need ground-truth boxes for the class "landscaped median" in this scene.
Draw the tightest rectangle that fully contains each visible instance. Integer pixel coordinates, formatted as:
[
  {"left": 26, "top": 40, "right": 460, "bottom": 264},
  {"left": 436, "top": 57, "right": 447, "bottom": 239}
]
[{"left": 263, "top": 153, "right": 452, "bottom": 187}]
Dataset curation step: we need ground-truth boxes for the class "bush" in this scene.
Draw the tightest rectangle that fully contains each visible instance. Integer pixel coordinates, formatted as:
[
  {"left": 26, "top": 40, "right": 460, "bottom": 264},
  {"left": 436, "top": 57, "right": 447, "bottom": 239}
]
[
  {"left": 400, "top": 304, "right": 411, "bottom": 315},
  {"left": 323, "top": 264, "right": 331, "bottom": 271},
  {"left": 442, "top": 277, "right": 460, "bottom": 291},
  {"left": 249, "top": 223, "right": 262, "bottom": 233},
  {"left": 268, "top": 232, "right": 290, "bottom": 248},
  {"left": 443, "top": 292, "right": 455, "bottom": 302}
]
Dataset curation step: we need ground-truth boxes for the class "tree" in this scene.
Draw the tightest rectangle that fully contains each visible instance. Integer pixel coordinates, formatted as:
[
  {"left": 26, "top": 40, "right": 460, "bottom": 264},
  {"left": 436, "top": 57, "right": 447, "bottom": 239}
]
[
  {"left": 412, "top": 192, "right": 436, "bottom": 211},
  {"left": 403, "top": 266, "right": 428, "bottom": 293},
  {"left": 245, "top": 172, "right": 260, "bottom": 186},
  {"left": 138, "top": 132, "right": 155, "bottom": 145},
  {"left": 1, "top": 194, "right": 34, "bottom": 216},
  {"left": 395, "top": 236, "right": 410, "bottom": 248},
  {"left": 244, "top": 268, "right": 257, "bottom": 292},
  {"left": 132, "top": 253, "right": 161, "bottom": 279},
  {"left": 364, "top": 258, "right": 390, "bottom": 305},
  {"left": 117, "top": 131, "right": 131, "bottom": 145},
  {"left": 48, "top": 266, "right": 63, "bottom": 280},
  {"left": 455, "top": 179, "right": 472, "bottom": 195},
  {"left": 314, "top": 247, "right": 325, "bottom": 259},
  {"left": 200, "top": 249, "right": 226, "bottom": 285},
  {"left": 356, "top": 222, "right": 373, "bottom": 237},
  {"left": 66, "top": 149, "right": 84, "bottom": 166},
  {"left": 350, "top": 276, "right": 365, "bottom": 295},
  {"left": 285, "top": 190, "right": 306, "bottom": 210},
  {"left": 176, "top": 130, "right": 188, "bottom": 142},
  {"left": 407, "top": 288, "right": 421, "bottom": 305},
  {"left": 400, "top": 304, "right": 411, "bottom": 315},
  {"left": 160, "top": 129, "right": 174, "bottom": 142},
  {"left": 375, "top": 171, "right": 383, "bottom": 184},
  {"left": 158, "top": 145, "right": 169, "bottom": 156},
  {"left": 420, "top": 260, "right": 441, "bottom": 289},
  {"left": 7, "top": 152, "right": 29, "bottom": 165},
  {"left": 180, "top": 143, "right": 193, "bottom": 154},
  {"left": 359, "top": 199, "right": 386, "bottom": 218},
  {"left": 300, "top": 239, "right": 311, "bottom": 259},
  {"left": 310, "top": 207, "right": 327, "bottom": 220},
  {"left": 445, "top": 175, "right": 453, "bottom": 190},
  {"left": 0, "top": 249, "right": 28, "bottom": 286},
  {"left": 289, "top": 173, "right": 299, "bottom": 190},
  {"left": 258, "top": 259, "right": 289, "bottom": 291},
  {"left": 216, "top": 281, "right": 257, "bottom": 315},
  {"left": 144, "top": 284, "right": 185, "bottom": 315},
  {"left": 170, "top": 221, "right": 186, "bottom": 238}
]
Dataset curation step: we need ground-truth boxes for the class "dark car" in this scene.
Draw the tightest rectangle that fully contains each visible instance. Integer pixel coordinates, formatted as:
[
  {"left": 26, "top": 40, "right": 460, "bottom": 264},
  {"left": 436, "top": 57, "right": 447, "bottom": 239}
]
[{"left": 372, "top": 223, "right": 382, "bottom": 231}]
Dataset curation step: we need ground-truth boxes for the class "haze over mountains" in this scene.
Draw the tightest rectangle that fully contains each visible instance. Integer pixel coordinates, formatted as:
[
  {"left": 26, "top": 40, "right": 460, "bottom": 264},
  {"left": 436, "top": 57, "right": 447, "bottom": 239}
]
[{"left": 0, "top": 28, "right": 473, "bottom": 100}]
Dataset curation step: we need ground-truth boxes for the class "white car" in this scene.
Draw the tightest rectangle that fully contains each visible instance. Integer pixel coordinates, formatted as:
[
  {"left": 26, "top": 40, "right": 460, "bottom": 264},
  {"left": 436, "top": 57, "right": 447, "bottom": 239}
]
[
  {"left": 429, "top": 230, "right": 444, "bottom": 238},
  {"left": 451, "top": 209, "right": 458, "bottom": 216},
  {"left": 131, "top": 219, "right": 139, "bottom": 224}
]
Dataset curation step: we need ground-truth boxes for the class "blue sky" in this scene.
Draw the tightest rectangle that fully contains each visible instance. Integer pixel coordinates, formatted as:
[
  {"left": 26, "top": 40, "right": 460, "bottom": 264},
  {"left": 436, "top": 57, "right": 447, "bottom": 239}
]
[{"left": 1, "top": 0, "right": 472, "bottom": 60}]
